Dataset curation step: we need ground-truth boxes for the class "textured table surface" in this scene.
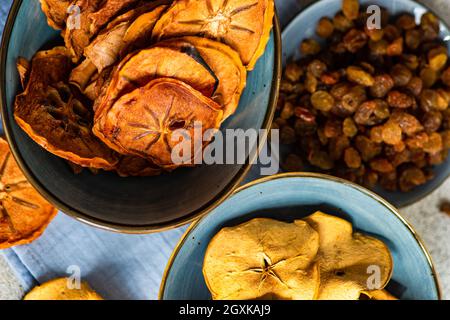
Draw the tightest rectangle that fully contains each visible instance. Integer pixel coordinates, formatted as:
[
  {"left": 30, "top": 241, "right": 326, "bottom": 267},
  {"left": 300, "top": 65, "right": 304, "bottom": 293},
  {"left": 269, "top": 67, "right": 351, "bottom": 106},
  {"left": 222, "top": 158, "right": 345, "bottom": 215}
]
[{"left": 0, "top": 0, "right": 450, "bottom": 300}]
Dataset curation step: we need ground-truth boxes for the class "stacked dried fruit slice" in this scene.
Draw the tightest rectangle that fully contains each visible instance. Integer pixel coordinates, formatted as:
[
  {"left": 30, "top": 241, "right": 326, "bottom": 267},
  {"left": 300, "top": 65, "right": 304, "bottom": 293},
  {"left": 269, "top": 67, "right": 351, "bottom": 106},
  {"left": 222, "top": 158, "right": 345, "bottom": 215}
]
[
  {"left": 0, "top": 138, "right": 57, "bottom": 249},
  {"left": 152, "top": 0, "right": 275, "bottom": 70},
  {"left": 14, "top": 47, "right": 118, "bottom": 170},
  {"left": 203, "top": 212, "right": 394, "bottom": 300},
  {"left": 16, "top": 0, "right": 275, "bottom": 176}
]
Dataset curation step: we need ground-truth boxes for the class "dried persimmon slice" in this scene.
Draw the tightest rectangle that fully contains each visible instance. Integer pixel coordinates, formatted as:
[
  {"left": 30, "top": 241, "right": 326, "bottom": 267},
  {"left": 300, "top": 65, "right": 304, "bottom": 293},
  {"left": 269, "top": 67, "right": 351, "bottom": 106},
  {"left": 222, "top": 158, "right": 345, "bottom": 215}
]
[
  {"left": 94, "top": 78, "right": 223, "bottom": 170},
  {"left": 39, "top": 0, "right": 71, "bottom": 30},
  {"left": 159, "top": 37, "right": 247, "bottom": 119},
  {"left": 24, "top": 278, "right": 103, "bottom": 300},
  {"left": 14, "top": 47, "right": 118, "bottom": 170},
  {"left": 152, "top": 0, "right": 275, "bottom": 70},
  {"left": 93, "top": 43, "right": 220, "bottom": 132},
  {"left": 0, "top": 138, "right": 57, "bottom": 249}
]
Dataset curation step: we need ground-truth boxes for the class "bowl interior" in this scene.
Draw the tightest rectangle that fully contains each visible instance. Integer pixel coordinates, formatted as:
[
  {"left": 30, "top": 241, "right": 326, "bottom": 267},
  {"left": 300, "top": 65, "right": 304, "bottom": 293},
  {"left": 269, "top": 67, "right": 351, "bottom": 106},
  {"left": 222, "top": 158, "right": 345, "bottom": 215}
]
[
  {"left": 281, "top": 0, "right": 450, "bottom": 208},
  {"left": 1, "top": 0, "right": 279, "bottom": 230},
  {"left": 161, "top": 174, "right": 440, "bottom": 300}
]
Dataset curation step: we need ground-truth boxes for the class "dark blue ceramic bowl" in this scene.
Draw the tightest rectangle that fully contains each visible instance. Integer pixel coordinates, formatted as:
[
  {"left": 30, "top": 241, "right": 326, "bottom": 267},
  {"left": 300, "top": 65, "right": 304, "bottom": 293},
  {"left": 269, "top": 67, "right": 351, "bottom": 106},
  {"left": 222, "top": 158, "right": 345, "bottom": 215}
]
[
  {"left": 0, "top": 0, "right": 281, "bottom": 233},
  {"left": 160, "top": 173, "right": 441, "bottom": 300},
  {"left": 282, "top": 0, "right": 450, "bottom": 208}
]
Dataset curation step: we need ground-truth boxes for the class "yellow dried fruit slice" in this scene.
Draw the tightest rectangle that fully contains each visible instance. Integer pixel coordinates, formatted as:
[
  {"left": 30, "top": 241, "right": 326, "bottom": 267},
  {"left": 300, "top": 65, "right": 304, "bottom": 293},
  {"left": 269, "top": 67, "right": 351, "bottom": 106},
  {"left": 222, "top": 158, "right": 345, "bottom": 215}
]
[
  {"left": 159, "top": 37, "right": 247, "bottom": 119},
  {"left": 14, "top": 47, "right": 118, "bottom": 170},
  {"left": 203, "top": 218, "right": 320, "bottom": 300},
  {"left": 24, "top": 278, "right": 103, "bottom": 300},
  {"left": 360, "top": 290, "right": 398, "bottom": 300},
  {"left": 152, "top": 0, "right": 275, "bottom": 70},
  {"left": 94, "top": 78, "right": 223, "bottom": 170},
  {"left": 302, "top": 212, "right": 393, "bottom": 300},
  {"left": 0, "top": 138, "right": 57, "bottom": 249}
]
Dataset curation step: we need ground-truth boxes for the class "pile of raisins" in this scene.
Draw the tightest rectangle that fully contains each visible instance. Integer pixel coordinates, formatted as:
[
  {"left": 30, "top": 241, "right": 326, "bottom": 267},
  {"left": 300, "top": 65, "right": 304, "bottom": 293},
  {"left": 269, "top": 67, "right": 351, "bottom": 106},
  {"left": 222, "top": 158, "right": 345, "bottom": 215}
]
[{"left": 276, "top": 0, "right": 450, "bottom": 192}]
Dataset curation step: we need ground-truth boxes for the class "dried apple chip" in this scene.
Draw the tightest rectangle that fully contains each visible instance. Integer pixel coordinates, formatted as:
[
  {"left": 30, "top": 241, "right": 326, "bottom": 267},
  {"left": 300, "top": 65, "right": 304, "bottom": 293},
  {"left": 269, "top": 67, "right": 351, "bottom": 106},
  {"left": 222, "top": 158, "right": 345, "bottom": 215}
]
[
  {"left": 360, "top": 290, "right": 398, "bottom": 300},
  {"left": 203, "top": 218, "right": 320, "bottom": 300},
  {"left": 24, "top": 278, "right": 103, "bottom": 300},
  {"left": 0, "top": 138, "right": 57, "bottom": 249},
  {"left": 14, "top": 47, "right": 118, "bottom": 170},
  {"left": 159, "top": 37, "right": 247, "bottom": 119},
  {"left": 302, "top": 212, "right": 393, "bottom": 300},
  {"left": 94, "top": 78, "right": 223, "bottom": 170},
  {"left": 152, "top": 0, "right": 275, "bottom": 70}
]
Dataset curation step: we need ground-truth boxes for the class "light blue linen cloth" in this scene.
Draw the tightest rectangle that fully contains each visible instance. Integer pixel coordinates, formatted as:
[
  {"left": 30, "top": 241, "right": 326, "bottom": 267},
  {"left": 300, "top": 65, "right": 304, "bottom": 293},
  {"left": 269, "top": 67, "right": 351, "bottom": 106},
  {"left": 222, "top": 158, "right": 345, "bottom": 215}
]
[{"left": 0, "top": 0, "right": 297, "bottom": 300}]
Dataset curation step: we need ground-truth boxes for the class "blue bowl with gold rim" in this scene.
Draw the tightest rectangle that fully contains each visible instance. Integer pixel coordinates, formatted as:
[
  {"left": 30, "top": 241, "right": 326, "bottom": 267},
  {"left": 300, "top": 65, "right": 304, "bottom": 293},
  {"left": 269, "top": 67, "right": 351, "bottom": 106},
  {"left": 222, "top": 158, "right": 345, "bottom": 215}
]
[{"left": 159, "top": 173, "right": 441, "bottom": 300}]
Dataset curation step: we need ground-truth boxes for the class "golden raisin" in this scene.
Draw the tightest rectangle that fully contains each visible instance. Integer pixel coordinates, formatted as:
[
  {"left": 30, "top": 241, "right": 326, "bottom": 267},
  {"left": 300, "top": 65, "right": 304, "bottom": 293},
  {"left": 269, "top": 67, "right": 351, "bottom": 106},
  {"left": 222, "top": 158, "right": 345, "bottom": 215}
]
[
  {"left": 333, "top": 12, "right": 354, "bottom": 32},
  {"left": 387, "top": 91, "right": 414, "bottom": 109},
  {"left": 316, "top": 17, "right": 335, "bottom": 38},
  {"left": 346, "top": 66, "right": 374, "bottom": 86},
  {"left": 382, "top": 122, "right": 403, "bottom": 145},
  {"left": 343, "top": 117, "right": 358, "bottom": 137},
  {"left": 386, "top": 37, "right": 403, "bottom": 56},
  {"left": 342, "top": 0, "right": 360, "bottom": 20},
  {"left": 301, "top": 39, "right": 321, "bottom": 55},
  {"left": 344, "top": 147, "right": 362, "bottom": 168},
  {"left": 370, "top": 158, "right": 394, "bottom": 173},
  {"left": 428, "top": 47, "right": 448, "bottom": 71},
  {"left": 311, "top": 91, "right": 335, "bottom": 112}
]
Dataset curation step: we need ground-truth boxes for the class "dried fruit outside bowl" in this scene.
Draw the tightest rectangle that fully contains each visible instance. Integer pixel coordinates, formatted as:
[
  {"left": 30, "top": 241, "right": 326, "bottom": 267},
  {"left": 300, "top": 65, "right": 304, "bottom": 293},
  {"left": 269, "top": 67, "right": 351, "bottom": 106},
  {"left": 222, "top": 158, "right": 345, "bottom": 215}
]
[
  {"left": 0, "top": 0, "right": 282, "bottom": 233},
  {"left": 281, "top": 0, "right": 450, "bottom": 208}
]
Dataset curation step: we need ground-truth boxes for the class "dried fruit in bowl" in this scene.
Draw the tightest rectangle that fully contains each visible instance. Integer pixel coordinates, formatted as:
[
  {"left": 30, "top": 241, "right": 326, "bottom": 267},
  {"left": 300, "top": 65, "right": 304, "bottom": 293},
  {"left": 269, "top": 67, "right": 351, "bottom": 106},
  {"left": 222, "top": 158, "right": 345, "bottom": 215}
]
[
  {"left": 14, "top": 47, "right": 118, "bottom": 170},
  {"left": 94, "top": 78, "right": 223, "bottom": 170},
  {"left": 39, "top": 0, "right": 71, "bottom": 30},
  {"left": 152, "top": 0, "right": 275, "bottom": 70},
  {"left": 303, "top": 212, "right": 393, "bottom": 300},
  {"left": 93, "top": 41, "right": 221, "bottom": 128},
  {"left": 64, "top": 0, "right": 141, "bottom": 61},
  {"left": 158, "top": 37, "right": 247, "bottom": 119},
  {"left": 203, "top": 218, "right": 320, "bottom": 300},
  {"left": 24, "top": 278, "right": 103, "bottom": 300},
  {"left": 0, "top": 138, "right": 57, "bottom": 249}
]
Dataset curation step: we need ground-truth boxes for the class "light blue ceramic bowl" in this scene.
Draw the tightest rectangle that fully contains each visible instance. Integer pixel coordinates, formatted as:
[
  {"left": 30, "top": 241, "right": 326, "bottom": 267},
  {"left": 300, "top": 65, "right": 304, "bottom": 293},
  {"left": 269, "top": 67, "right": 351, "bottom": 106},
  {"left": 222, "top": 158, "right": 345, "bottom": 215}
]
[
  {"left": 160, "top": 173, "right": 441, "bottom": 300},
  {"left": 282, "top": 0, "right": 450, "bottom": 208},
  {"left": 0, "top": 0, "right": 281, "bottom": 232}
]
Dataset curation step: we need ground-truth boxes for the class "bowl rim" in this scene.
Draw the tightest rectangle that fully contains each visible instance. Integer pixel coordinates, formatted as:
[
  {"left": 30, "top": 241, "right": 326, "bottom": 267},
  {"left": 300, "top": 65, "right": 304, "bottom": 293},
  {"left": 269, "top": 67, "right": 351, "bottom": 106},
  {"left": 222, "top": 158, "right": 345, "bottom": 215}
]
[
  {"left": 280, "top": 0, "right": 450, "bottom": 209},
  {"left": 158, "top": 172, "right": 442, "bottom": 300},
  {"left": 0, "top": 0, "right": 282, "bottom": 234}
]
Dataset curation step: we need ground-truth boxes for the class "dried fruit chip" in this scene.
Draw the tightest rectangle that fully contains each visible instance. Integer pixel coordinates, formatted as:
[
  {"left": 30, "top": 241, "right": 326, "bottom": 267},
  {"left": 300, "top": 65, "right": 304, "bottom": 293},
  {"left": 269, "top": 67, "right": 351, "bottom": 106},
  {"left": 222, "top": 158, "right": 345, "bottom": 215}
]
[
  {"left": 0, "top": 138, "right": 57, "bottom": 249},
  {"left": 158, "top": 37, "right": 247, "bottom": 119},
  {"left": 203, "top": 218, "right": 320, "bottom": 300},
  {"left": 303, "top": 212, "right": 393, "bottom": 300},
  {"left": 14, "top": 47, "right": 118, "bottom": 170},
  {"left": 24, "top": 278, "right": 103, "bottom": 300},
  {"left": 360, "top": 290, "right": 398, "bottom": 300},
  {"left": 39, "top": 0, "right": 70, "bottom": 30},
  {"left": 94, "top": 78, "right": 223, "bottom": 170},
  {"left": 152, "top": 0, "right": 275, "bottom": 70}
]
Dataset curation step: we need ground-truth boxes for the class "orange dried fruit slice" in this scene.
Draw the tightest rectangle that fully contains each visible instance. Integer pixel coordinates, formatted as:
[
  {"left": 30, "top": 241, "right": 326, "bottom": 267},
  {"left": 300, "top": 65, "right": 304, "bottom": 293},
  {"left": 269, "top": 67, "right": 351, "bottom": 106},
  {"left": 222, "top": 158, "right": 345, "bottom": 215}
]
[
  {"left": 152, "top": 0, "right": 275, "bottom": 70},
  {"left": 65, "top": 0, "right": 141, "bottom": 61},
  {"left": 159, "top": 37, "right": 247, "bottom": 119},
  {"left": 14, "top": 47, "right": 118, "bottom": 170},
  {"left": 94, "top": 78, "right": 223, "bottom": 170},
  {"left": 93, "top": 43, "right": 220, "bottom": 131},
  {"left": 24, "top": 278, "right": 103, "bottom": 300},
  {"left": 0, "top": 138, "right": 57, "bottom": 249},
  {"left": 39, "top": 0, "right": 71, "bottom": 30}
]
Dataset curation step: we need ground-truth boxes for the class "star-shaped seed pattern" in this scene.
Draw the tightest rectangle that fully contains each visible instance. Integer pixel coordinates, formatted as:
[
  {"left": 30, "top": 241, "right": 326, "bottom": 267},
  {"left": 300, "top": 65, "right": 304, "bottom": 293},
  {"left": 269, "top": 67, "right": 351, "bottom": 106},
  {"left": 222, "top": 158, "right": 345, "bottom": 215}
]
[{"left": 178, "top": 0, "right": 259, "bottom": 38}]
